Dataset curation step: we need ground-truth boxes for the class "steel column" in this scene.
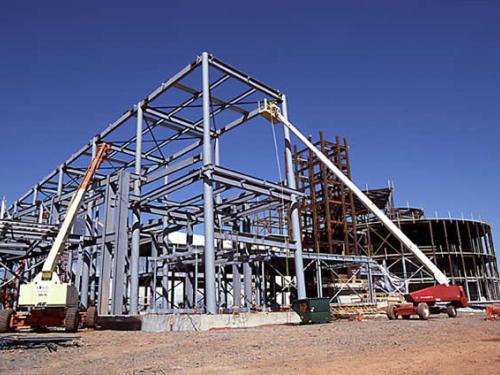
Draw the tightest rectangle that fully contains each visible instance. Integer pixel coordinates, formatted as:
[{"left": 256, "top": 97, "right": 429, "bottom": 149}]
[
  {"left": 111, "top": 171, "right": 129, "bottom": 315},
  {"left": 281, "top": 95, "right": 306, "bottom": 299},
  {"left": 202, "top": 51, "right": 217, "bottom": 314},
  {"left": 98, "top": 176, "right": 114, "bottom": 315},
  {"left": 81, "top": 138, "right": 97, "bottom": 308},
  {"left": 130, "top": 102, "right": 143, "bottom": 314}
]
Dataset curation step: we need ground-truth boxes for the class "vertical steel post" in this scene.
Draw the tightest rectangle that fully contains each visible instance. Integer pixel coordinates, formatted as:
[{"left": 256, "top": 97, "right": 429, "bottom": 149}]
[
  {"left": 185, "top": 221, "right": 194, "bottom": 308},
  {"left": 57, "top": 166, "right": 64, "bottom": 196},
  {"left": 111, "top": 171, "right": 130, "bottom": 315},
  {"left": 152, "top": 259, "right": 158, "bottom": 312},
  {"left": 161, "top": 260, "right": 169, "bottom": 310},
  {"left": 98, "top": 176, "right": 113, "bottom": 315},
  {"left": 281, "top": 95, "right": 306, "bottom": 299},
  {"left": 255, "top": 262, "right": 261, "bottom": 307},
  {"left": 38, "top": 202, "right": 44, "bottom": 223},
  {"left": 261, "top": 262, "right": 266, "bottom": 309},
  {"left": 315, "top": 260, "right": 323, "bottom": 297},
  {"left": 149, "top": 235, "right": 158, "bottom": 311},
  {"left": 0, "top": 197, "right": 6, "bottom": 219},
  {"left": 160, "top": 174, "right": 169, "bottom": 310},
  {"left": 232, "top": 264, "right": 241, "bottom": 307},
  {"left": 194, "top": 250, "right": 199, "bottom": 309},
  {"left": 202, "top": 52, "right": 217, "bottom": 314},
  {"left": 32, "top": 188, "right": 38, "bottom": 220},
  {"left": 130, "top": 102, "right": 143, "bottom": 314},
  {"left": 81, "top": 138, "right": 97, "bottom": 309},
  {"left": 55, "top": 166, "right": 64, "bottom": 225},
  {"left": 367, "top": 262, "right": 375, "bottom": 304},
  {"left": 243, "top": 219, "right": 253, "bottom": 308},
  {"left": 243, "top": 262, "right": 252, "bottom": 308}
]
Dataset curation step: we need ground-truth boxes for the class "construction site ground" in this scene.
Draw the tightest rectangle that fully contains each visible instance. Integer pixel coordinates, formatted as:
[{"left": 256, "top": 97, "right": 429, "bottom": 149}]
[{"left": 1, "top": 312, "right": 499, "bottom": 375}]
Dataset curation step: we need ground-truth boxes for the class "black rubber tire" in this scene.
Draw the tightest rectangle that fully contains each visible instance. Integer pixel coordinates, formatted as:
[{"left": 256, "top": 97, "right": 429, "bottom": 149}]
[
  {"left": 417, "top": 302, "right": 430, "bottom": 320},
  {"left": 86, "top": 306, "right": 98, "bottom": 328},
  {"left": 387, "top": 304, "right": 397, "bottom": 320},
  {"left": 446, "top": 304, "right": 457, "bottom": 318},
  {"left": 0, "top": 309, "right": 14, "bottom": 333},
  {"left": 64, "top": 307, "right": 79, "bottom": 332}
]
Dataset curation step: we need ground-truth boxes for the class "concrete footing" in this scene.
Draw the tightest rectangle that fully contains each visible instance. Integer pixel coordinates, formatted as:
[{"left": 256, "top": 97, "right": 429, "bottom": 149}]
[{"left": 141, "top": 311, "right": 301, "bottom": 332}]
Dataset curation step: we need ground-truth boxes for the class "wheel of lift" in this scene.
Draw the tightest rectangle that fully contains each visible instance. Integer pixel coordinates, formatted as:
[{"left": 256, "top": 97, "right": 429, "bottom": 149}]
[
  {"left": 417, "top": 302, "right": 430, "bottom": 320},
  {"left": 446, "top": 304, "right": 457, "bottom": 318},
  {"left": 0, "top": 309, "right": 14, "bottom": 333},
  {"left": 387, "top": 304, "right": 397, "bottom": 320},
  {"left": 64, "top": 307, "right": 79, "bottom": 332},
  {"left": 86, "top": 305, "right": 98, "bottom": 328}
]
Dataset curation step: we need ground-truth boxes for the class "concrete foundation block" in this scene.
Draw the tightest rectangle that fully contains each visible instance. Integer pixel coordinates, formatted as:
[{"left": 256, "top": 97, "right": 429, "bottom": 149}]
[{"left": 141, "top": 311, "right": 300, "bottom": 332}]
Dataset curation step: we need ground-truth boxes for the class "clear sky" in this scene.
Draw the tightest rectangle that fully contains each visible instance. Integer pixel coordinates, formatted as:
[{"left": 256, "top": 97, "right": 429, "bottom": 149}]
[{"left": 1, "top": 1, "right": 499, "bottom": 246}]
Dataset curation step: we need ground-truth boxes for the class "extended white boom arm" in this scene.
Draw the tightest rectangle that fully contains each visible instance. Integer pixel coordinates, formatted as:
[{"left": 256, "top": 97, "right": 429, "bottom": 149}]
[
  {"left": 259, "top": 100, "right": 450, "bottom": 286},
  {"left": 41, "top": 143, "right": 110, "bottom": 281}
]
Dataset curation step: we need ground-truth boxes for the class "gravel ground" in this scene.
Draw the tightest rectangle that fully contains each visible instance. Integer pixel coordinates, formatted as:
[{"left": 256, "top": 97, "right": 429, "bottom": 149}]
[{"left": 1, "top": 313, "right": 499, "bottom": 374}]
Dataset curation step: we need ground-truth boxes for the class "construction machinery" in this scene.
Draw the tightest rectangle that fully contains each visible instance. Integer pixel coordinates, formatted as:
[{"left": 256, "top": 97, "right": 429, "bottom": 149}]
[
  {"left": 0, "top": 142, "right": 110, "bottom": 332},
  {"left": 486, "top": 304, "right": 500, "bottom": 321},
  {"left": 386, "top": 284, "right": 467, "bottom": 320},
  {"left": 259, "top": 100, "right": 468, "bottom": 321}
]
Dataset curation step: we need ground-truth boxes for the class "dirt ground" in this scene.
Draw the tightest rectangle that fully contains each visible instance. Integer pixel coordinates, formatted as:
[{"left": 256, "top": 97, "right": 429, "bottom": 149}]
[{"left": 1, "top": 312, "right": 499, "bottom": 375}]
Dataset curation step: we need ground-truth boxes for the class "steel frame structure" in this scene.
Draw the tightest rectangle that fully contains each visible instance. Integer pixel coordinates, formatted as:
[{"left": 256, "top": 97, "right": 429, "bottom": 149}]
[{"left": 0, "top": 53, "right": 377, "bottom": 314}]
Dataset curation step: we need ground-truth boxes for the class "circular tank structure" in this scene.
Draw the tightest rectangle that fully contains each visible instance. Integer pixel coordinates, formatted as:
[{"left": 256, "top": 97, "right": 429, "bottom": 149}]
[{"left": 360, "top": 216, "right": 500, "bottom": 302}]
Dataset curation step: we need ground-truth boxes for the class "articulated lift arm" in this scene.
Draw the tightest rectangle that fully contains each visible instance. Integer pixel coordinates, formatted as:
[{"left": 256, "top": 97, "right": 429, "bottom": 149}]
[
  {"left": 41, "top": 143, "right": 110, "bottom": 281},
  {"left": 259, "top": 101, "right": 450, "bottom": 286}
]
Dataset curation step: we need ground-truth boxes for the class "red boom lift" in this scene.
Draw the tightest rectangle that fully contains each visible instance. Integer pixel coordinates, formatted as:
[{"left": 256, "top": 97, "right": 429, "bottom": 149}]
[
  {"left": 259, "top": 100, "right": 468, "bottom": 321},
  {"left": 387, "top": 284, "right": 468, "bottom": 320}
]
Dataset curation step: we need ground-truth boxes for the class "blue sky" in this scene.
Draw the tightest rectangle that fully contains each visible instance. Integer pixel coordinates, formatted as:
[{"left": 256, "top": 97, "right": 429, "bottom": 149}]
[{"left": 0, "top": 1, "right": 499, "bottom": 245}]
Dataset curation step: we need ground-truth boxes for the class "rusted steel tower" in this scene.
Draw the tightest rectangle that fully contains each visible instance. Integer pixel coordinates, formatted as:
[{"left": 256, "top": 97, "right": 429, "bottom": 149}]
[{"left": 293, "top": 132, "right": 359, "bottom": 255}]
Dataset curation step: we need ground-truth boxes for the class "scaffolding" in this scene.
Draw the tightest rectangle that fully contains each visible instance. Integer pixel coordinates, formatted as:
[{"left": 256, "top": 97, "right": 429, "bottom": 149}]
[{"left": 294, "top": 132, "right": 358, "bottom": 255}]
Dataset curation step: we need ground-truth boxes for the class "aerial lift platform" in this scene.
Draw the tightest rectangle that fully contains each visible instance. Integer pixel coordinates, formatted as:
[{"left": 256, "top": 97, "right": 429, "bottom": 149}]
[
  {"left": 259, "top": 100, "right": 468, "bottom": 321},
  {"left": 0, "top": 142, "right": 110, "bottom": 332}
]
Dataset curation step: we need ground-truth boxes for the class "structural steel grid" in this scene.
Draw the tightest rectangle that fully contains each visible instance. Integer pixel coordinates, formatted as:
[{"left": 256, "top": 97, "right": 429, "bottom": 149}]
[{"left": 0, "top": 53, "right": 376, "bottom": 315}]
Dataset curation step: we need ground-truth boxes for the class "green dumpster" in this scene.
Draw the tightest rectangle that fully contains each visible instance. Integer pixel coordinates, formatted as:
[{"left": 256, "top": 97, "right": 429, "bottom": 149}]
[{"left": 291, "top": 297, "right": 331, "bottom": 324}]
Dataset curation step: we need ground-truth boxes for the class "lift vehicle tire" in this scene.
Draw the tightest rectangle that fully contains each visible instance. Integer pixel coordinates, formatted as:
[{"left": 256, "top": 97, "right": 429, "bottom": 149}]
[
  {"left": 387, "top": 304, "right": 397, "bottom": 320},
  {"left": 65, "top": 307, "right": 79, "bottom": 332},
  {"left": 417, "top": 303, "right": 430, "bottom": 320},
  {"left": 0, "top": 309, "right": 14, "bottom": 333},
  {"left": 446, "top": 304, "right": 457, "bottom": 318},
  {"left": 86, "top": 306, "right": 98, "bottom": 328}
]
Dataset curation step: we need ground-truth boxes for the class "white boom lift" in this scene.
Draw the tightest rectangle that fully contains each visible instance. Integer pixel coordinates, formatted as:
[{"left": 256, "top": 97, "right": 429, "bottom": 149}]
[
  {"left": 259, "top": 100, "right": 469, "bottom": 321},
  {"left": 0, "top": 142, "right": 110, "bottom": 332},
  {"left": 259, "top": 100, "right": 450, "bottom": 285}
]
